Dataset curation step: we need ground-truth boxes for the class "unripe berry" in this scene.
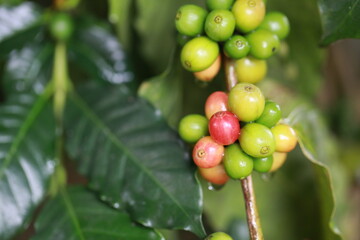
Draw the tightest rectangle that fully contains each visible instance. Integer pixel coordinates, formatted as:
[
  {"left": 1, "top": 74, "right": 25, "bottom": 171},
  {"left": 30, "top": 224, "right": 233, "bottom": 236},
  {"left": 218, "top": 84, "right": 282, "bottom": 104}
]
[
  {"left": 228, "top": 83, "right": 265, "bottom": 122},
  {"left": 255, "top": 100, "right": 282, "bottom": 128},
  {"left": 269, "top": 151, "right": 287, "bottom": 172},
  {"left": 193, "top": 136, "right": 224, "bottom": 168},
  {"left": 223, "top": 144, "right": 253, "bottom": 179},
  {"left": 209, "top": 111, "right": 240, "bottom": 145},
  {"left": 178, "top": 114, "right": 208, "bottom": 143},
  {"left": 234, "top": 56, "right": 267, "bottom": 84},
  {"left": 198, "top": 164, "right": 229, "bottom": 185},
  {"left": 194, "top": 55, "right": 221, "bottom": 82},
  {"left": 205, "top": 91, "right": 229, "bottom": 119},
  {"left": 239, "top": 123, "right": 275, "bottom": 158},
  {"left": 232, "top": 0, "right": 265, "bottom": 33},
  {"left": 205, "top": 232, "right": 233, "bottom": 240},
  {"left": 271, "top": 124, "right": 297, "bottom": 152},
  {"left": 181, "top": 36, "right": 219, "bottom": 72},
  {"left": 175, "top": 5, "right": 207, "bottom": 37}
]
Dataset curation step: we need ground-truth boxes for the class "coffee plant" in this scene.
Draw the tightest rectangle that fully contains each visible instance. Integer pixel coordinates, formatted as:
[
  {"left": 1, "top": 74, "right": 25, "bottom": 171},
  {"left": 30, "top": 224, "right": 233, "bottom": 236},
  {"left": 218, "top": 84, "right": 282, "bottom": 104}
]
[{"left": 0, "top": 0, "right": 359, "bottom": 239}]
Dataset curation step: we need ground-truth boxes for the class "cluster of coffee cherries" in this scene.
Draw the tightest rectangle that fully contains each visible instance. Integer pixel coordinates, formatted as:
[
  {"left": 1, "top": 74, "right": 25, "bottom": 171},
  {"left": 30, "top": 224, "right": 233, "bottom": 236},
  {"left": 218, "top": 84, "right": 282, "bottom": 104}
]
[
  {"left": 179, "top": 83, "right": 297, "bottom": 185},
  {"left": 175, "top": 0, "right": 289, "bottom": 82}
]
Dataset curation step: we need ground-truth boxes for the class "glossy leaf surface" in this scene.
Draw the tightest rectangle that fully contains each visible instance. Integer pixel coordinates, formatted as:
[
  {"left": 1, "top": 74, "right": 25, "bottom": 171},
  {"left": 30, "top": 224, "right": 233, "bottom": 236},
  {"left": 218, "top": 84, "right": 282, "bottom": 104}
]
[
  {"left": 2, "top": 40, "right": 54, "bottom": 95},
  {"left": 318, "top": 0, "right": 360, "bottom": 45},
  {"left": 64, "top": 83, "right": 205, "bottom": 237},
  {"left": 0, "top": 91, "right": 56, "bottom": 239},
  {"left": 32, "top": 186, "right": 164, "bottom": 240},
  {"left": 0, "top": 2, "right": 43, "bottom": 56},
  {"left": 68, "top": 21, "right": 135, "bottom": 89}
]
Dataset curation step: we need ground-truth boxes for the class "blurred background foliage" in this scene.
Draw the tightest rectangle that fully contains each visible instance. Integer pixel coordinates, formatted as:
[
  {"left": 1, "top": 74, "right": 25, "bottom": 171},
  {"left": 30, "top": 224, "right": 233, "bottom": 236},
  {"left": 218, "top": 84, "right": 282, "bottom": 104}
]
[{"left": 0, "top": 0, "right": 359, "bottom": 239}]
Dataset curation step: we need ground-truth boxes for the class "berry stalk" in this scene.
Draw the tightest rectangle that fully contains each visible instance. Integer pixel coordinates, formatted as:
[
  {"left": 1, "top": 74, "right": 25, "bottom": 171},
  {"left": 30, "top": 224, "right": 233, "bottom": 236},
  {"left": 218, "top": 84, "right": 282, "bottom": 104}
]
[{"left": 225, "top": 57, "right": 264, "bottom": 240}]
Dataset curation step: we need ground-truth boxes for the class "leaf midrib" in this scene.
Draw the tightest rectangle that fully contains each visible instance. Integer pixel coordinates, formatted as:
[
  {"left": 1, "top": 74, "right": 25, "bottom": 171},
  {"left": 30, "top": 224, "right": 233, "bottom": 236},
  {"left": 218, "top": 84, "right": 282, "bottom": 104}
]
[
  {"left": 70, "top": 92, "right": 203, "bottom": 234},
  {"left": 60, "top": 189, "right": 85, "bottom": 240}
]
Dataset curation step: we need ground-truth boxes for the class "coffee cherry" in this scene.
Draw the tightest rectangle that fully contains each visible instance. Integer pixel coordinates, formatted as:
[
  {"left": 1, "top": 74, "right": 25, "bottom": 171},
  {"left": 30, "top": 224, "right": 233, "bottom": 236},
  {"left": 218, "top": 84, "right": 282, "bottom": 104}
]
[
  {"left": 205, "top": 91, "right": 229, "bottom": 119},
  {"left": 209, "top": 111, "right": 240, "bottom": 145},
  {"left": 234, "top": 56, "right": 267, "bottom": 84},
  {"left": 194, "top": 55, "right": 221, "bottom": 82},
  {"left": 253, "top": 155, "right": 273, "bottom": 172},
  {"left": 179, "top": 114, "right": 208, "bottom": 143},
  {"left": 239, "top": 123, "right": 275, "bottom": 158},
  {"left": 228, "top": 83, "right": 265, "bottom": 122},
  {"left": 198, "top": 164, "right": 229, "bottom": 185},
  {"left": 193, "top": 136, "right": 224, "bottom": 168},
  {"left": 223, "top": 144, "right": 253, "bottom": 179},
  {"left": 271, "top": 124, "right": 297, "bottom": 152},
  {"left": 255, "top": 100, "right": 281, "bottom": 128},
  {"left": 175, "top": 5, "right": 207, "bottom": 37},
  {"left": 259, "top": 11, "right": 290, "bottom": 40},
  {"left": 206, "top": 0, "right": 235, "bottom": 10},
  {"left": 49, "top": 12, "right": 74, "bottom": 41},
  {"left": 205, "top": 10, "right": 236, "bottom": 42},
  {"left": 224, "top": 35, "right": 250, "bottom": 59},
  {"left": 232, "top": 0, "right": 265, "bottom": 33},
  {"left": 269, "top": 151, "right": 287, "bottom": 172},
  {"left": 181, "top": 36, "right": 219, "bottom": 72},
  {"left": 246, "top": 29, "right": 280, "bottom": 59},
  {"left": 205, "top": 232, "right": 234, "bottom": 240}
]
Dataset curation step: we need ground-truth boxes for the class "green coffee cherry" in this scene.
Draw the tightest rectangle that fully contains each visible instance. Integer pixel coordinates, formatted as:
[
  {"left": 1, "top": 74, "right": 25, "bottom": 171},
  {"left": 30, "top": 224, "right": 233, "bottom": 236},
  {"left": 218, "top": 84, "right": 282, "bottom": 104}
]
[
  {"left": 206, "top": 0, "right": 235, "bottom": 10},
  {"left": 224, "top": 35, "right": 250, "bottom": 59},
  {"left": 255, "top": 100, "right": 281, "bottom": 128},
  {"left": 232, "top": 0, "right": 265, "bottom": 33},
  {"left": 239, "top": 123, "right": 275, "bottom": 158},
  {"left": 181, "top": 36, "right": 219, "bottom": 72},
  {"left": 49, "top": 12, "right": 74, "bottom": 41},
  {"left": 246, "top": 28, "right": 280, "bottom": 59},
  {"left": 175, "top": 5, "right": 207, "bottom": 37},
  {"left": 259, "top": 11, "right": 290, "bottom": 40},
  {"left": 205, "top": 232, "right": 234, "bottom": 240},
  {"left": 223, "top": 144, "right": 253, "bottom": 179},
  {"left": 234, "top": 56, "right": 267, "bottom": 84},
  {"left": 253, "top": 155, "right": 273, "bottom": 172},
  {"left": 205, "top": 10, "right": 236, "bottom": 42},
  {"left": 178, "top": 114, "right": 208, "bottom": 143},
  {"left": 228, "top": 83, "right": 265, "bottom": 122}
]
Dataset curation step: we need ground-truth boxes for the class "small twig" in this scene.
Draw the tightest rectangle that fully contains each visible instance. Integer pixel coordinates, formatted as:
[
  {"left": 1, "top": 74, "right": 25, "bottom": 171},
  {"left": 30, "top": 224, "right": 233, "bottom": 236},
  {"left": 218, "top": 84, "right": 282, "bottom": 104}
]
[
  {"left": 240, "top": 176, "right": 264, "bottom": 240},
  {"left": 224, "top": 57, "right": 264, "bottom": 240}
]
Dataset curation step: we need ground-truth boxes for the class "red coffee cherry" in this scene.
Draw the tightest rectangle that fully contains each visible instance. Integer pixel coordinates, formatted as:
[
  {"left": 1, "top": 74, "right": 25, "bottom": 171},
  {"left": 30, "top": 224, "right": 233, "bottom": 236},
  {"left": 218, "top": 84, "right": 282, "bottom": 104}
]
[
  {"left": 193, "top": 136, "right": 224, "bottom": 168},
  {"left": 209, "top": 111, "right": 240, "bottom": 145}
]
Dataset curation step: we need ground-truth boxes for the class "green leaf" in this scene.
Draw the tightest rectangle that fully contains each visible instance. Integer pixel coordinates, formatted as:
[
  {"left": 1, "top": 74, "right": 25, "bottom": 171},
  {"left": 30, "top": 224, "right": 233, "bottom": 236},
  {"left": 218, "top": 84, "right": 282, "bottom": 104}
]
[
  {"left": 68, "top": 21, "right": 135, "bottom": 90},
  {"left": 32, "top": 186, "right": 164, "bottom": 240},
  {"left": 288, "top": 104, "right": 348, "bottom": 239},
  {"left": 2, "top": 40, "right": 54, "bottom": 95},
  {"left": 138, "top": 51, "right": 183, "bottom": 129},
  {"left": 318, "top": 0, "right": 360, "bottom": 45},
  {"left": 0, "top": 2, "right": 43, "bottom": 56},
  {"left": 0, "top": 89, "right": 56, "bottom": 239},
  {"left": 64, "top": 83, "right": 205, "bottom": 237}
]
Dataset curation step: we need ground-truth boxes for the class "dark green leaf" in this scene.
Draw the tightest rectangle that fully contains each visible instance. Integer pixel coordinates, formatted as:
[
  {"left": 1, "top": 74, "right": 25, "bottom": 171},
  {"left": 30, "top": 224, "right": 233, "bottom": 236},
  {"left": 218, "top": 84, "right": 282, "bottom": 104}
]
[
  {"left": 318, "top": 0, "right": 360, "bottom": 45},
  {"left": 64, "top": 83, "right": 205, "bottom": 237},
  {"left": 138, "top": 51, "right": 183, "bottom": 129},
  {"left": 32, "top": 186, "right": 163, "bottom": 240},
  {"left": 0, "top": 2, "right": 43, "bottom": 56},
  {"left": 68, "top": 21, "right": 135, "bottom": 90},
  {"left": 2, "top": 40, "right": 54, "bottom": 95},
  {"left": 0, "top": 90, "right": 56, "bottom": 239},
  {"left": 288, "top": 104, "right": 348, "bottom": 239}
]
